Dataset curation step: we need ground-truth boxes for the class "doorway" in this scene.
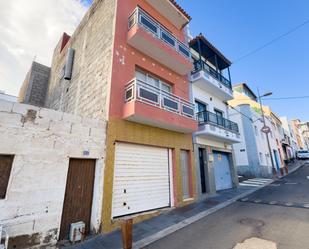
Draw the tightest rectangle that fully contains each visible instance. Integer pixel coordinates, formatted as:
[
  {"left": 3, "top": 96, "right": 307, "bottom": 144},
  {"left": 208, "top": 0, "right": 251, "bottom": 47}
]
[
  {"left": 59, "top": 159, "right": 96, "bottom": 240},
  {"left": 198, "top": 148, "right": 207, "bottom": 194}
]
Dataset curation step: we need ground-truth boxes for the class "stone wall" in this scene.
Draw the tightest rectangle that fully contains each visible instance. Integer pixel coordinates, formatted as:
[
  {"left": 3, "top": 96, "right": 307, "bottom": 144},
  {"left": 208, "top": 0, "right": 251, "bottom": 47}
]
[
  {"left": 45, "top": 0, "right": 117, "bottom": 119},
  {"left": 0, "top": 100, "right": 106, "bottom": 248},
  {"left": 18, "top": 62, "right": 51, "bottom": 107}
]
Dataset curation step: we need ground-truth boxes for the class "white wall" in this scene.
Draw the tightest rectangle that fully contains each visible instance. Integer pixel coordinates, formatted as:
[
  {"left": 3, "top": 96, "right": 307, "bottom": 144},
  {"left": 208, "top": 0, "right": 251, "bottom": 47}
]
[
  {"left": 0, "top": 100, "right": 106, "bottom": 247},
  {"left": 251, "top": 109, "right": 278, "bottom": 169},
  {"left": 229, "top": 107, "right": 249, "bottom": 166},
  {"left": 193, "top": 85, "right": 228, "bottom": 118}
]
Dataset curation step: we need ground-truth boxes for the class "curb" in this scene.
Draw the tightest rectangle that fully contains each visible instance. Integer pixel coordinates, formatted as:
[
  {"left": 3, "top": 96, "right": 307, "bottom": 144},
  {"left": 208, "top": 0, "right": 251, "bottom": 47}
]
[
  {"left": 278, "top": 161, "right": 306, "bottom": 179},
  {"left": 133, "top": 180, "right": 273, "bottom": 249},
  {"left": 130, "top": 162, "right": 307, "bottom": 248}
]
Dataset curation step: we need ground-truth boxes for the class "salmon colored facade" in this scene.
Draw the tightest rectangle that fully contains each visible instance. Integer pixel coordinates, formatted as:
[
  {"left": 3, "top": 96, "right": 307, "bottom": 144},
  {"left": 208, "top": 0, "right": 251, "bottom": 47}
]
[{"left": 102, "top": 0, "right": 197, "bottom": 232}]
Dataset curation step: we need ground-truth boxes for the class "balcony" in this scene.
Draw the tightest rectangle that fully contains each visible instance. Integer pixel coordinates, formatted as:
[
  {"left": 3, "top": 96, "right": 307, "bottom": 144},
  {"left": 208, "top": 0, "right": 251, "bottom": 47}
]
[
  {"left": 127, "top": 7, "right": 193, "bottom": 75},
  {"left": 195, "top": 110, "right": 240, "bottom": 144},
  {"left": 123, "top": 78, "right": 197, "bottom": 133},
  {"left": 145, "top": 0, "right": 191, "bottom": 29},
  {"left": 191, "top": 61, "right": 233, "bottom": 101}
]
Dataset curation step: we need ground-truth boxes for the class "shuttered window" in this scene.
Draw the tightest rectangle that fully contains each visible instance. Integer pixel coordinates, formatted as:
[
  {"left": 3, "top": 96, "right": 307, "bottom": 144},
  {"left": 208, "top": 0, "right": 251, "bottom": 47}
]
[{"left": 0, "top": 155, "right": 14, "bottom": 199}]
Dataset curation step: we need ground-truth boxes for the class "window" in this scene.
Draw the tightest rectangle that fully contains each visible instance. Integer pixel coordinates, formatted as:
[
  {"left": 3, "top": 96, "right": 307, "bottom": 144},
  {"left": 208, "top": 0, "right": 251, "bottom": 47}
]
[
  {"left": 0, "top": 155, "right": 14, "bottom": 199},
  {"left": 140, "top": 14, "right": 158, "bottom": 35},
  {"left": 195, "top": 101, "right": 207, "bottom": 123},
  {"left": 161, "top": 29, "right": 176, "bottom": 47},
  {"left": 195, "top": 100, "right": 207, "bottom": 113},
  {"left": 215, "top": 109, "right": 224, "bottom": 126},
  {"left": 178, "top": 43, "right": 190, "bottom": 58},
  {"left": 265, "top": 154, "right": 270, "bottom": 166},
  {"left": 136, "top": 70, "right": 172, "bottom": 93},
  {"left": 259, "top": 153, "right": 263, "bottom": 164},
  {"left": 254, "top": 126, "right": 258, "bottom": 136},
  {"left": 260, "top": 130, "right": 264, "bottom": 139}
]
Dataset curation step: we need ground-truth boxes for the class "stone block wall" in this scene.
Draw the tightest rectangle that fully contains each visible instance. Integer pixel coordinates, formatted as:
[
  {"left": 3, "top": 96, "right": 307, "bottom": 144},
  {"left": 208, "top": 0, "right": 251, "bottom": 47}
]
[
  {"left": 0, "top": 100, "right": 106, "bottom": 248},
  {"left": 18, "top": 62, "right": 51, "bottom": 107},
  {"left": 45, "top": 0, "right": 117, "bottom": 120}
]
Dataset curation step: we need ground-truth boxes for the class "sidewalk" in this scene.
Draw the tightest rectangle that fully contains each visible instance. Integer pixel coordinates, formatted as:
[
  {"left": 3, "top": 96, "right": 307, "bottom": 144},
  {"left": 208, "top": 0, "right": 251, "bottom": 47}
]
[
  {"left": 62, "top": 181, "right": 272, "bottom": 249},
  {"left": 62, "top": 160, "right": 305, "bottom": 249}
]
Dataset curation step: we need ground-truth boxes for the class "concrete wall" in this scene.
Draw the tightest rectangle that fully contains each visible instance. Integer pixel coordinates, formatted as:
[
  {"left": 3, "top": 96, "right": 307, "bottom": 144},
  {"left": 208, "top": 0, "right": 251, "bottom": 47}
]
[
  {"left": 193, "top": 85, "right": 229, "bottom": 119},
  {"left": 0, "top": 100, "right": 106, "bottom": 248},
  {"left": 45, "top": 0, "right": 117, "bottom": 119},
  {"left": 192, "top": 84, "right": 238, "bottom": 197},
  {"left": 18, "top": 62, "right": 51, "bottom": 107},
  {"left": 230, "top": 104, "right": 279, "bottom": 178}
]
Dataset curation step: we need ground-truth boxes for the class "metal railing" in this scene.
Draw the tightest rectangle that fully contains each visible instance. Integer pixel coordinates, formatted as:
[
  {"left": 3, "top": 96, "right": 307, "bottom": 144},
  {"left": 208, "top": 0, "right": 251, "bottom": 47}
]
[
  {"left": 128, "top": 7, "right": 191, "bottom": 59},
  {"left": 125, "top": 78, "right": 195, "bottom": 119},
  {"left": 192, "top": 60, "right": 232, "bottom": 89},
  {"left": 197, "top": 110, "right": 239, "bottom": 133}
]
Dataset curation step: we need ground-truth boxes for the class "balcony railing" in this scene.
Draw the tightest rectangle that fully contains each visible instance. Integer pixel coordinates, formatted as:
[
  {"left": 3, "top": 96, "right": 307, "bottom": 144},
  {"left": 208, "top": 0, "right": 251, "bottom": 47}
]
[
  {"left": 197, "top": 110, "right": 239, "bottom": 133},
  {"left": 128, "top": 7, "right": 191, "bottom": 59},
  {"left": 192, "top": 60, "right": 232, "bottom": 89},
  {"left": 125, "top": 78, "right": 195, "bottom": 119}
]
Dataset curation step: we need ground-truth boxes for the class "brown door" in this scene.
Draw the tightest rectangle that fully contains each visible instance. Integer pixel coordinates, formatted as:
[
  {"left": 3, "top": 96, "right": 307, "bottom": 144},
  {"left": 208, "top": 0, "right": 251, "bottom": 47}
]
[
  {"left": 0, "top": 155, "right": 14, "bottom": 199},
  {"left": 59, "top": 159, "right": 96, "bottom": 240}
]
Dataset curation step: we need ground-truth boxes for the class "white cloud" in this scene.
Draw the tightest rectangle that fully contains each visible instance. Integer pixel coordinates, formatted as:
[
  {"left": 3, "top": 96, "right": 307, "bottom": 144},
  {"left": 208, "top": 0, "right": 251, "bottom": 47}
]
[{"left": 0, "top": 0, "right": 88, "bottom": 96}]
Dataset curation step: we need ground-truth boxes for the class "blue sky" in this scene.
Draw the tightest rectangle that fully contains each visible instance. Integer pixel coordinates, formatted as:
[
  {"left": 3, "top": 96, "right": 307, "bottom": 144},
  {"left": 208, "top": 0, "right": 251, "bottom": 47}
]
[{"left": 177, "top": 0, "right": 309, "bottom": 121}]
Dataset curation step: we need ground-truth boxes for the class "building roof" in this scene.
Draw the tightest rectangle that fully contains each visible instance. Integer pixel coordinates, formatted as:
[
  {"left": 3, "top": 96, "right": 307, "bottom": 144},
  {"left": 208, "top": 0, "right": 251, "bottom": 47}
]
[
  {"left": 169, "top": 0, "right": 191, "bottom": 21},
  {"left": 233, "top": 83, "right": 258, "bottom": 99},
  {"left": 190, "top": 34, "right": 231, "bottom": 70}
]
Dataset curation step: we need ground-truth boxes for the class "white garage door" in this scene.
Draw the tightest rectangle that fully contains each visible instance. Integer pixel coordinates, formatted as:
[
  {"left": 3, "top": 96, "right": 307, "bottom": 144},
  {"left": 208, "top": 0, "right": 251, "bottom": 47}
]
[{"left": 112, "top": 142, "right": 171, "bottom": 218}]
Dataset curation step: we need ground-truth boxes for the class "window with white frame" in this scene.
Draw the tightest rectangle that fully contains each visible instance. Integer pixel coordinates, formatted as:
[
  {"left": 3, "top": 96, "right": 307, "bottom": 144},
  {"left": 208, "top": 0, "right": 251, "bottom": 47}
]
[
  {"left": 260, "top": 130, "right": 264, "bottom": 139},
  {"left": 259, "top": 153, "right": 263, "bottom": 164},
  {"left": 254, "top": 126, "right": 258, "bottom": 136},
  {"left": 136, "top": 70, "right": 172, "bottom": 93}
]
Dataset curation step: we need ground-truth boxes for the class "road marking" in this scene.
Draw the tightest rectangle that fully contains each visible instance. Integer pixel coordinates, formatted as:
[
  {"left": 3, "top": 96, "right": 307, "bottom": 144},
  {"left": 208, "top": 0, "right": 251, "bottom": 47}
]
[
  {"left": 284, "top": 182, "right": 298, "bottom": 185},
  {"left": 254, "top": 199, "right": 262, "bottom": 203},
  {"left": 239, "top": 178, "right": 272, "bottom": 187},
  {"left": 285, "top": 202, "right": 294, "bottom": 207},
  {"left": 233, "top": 237, "right": 277, "bottom": 249},
  {"left": 269, "top": 201, "right": 278, "bottom": 205},
  {"left": 241, "top": 198, "right": 249, "bottom": 202}
]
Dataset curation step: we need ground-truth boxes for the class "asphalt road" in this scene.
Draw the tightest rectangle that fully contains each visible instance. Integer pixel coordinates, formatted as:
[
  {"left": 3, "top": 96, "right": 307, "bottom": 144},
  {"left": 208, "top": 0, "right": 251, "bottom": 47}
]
[{"left": 144, "top": 163, "right": 309, "bottom": 249}]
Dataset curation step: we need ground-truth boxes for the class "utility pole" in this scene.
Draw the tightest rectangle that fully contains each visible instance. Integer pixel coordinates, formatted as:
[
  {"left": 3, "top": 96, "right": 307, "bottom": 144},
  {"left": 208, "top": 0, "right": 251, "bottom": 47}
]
[{"left": 257, "top": 88, "right": 277, "bottom": 178}]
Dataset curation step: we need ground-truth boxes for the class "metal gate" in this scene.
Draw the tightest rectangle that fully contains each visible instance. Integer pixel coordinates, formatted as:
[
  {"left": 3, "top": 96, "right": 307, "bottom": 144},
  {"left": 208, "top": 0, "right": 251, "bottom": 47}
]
[{"left": 213, "top": 151, "right": 232, "bottom": 191}]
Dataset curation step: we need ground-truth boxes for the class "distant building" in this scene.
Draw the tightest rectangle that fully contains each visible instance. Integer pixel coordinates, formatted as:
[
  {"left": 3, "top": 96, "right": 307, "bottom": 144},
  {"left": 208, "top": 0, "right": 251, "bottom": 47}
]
[
  {"left": 0, "top": 91, "right": 17, "bottom": 102},
  {"left": 290, "top": 119, "right": 305, "bottom": 150},
  {"left": 18, "top": 61, "right": 51, "bottom": 107},
  {"left": 229, "top": 83, "right": 285, "bottom": 178},
  {"left": 280, "top": 117, "right": 298, "bottom": 159},
  {"left": 299, "top": 122, "right": 309, "bottom": 150}
]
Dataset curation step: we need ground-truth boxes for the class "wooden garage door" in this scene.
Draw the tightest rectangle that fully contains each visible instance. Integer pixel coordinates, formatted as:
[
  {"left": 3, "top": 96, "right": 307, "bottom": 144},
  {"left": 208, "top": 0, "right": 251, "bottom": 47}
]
[
  {"left": 59, "top": 159, "right": 96, "bottom": 240},
  {"left": 112, "top": 143, "right": 170, "bottom": 218}
]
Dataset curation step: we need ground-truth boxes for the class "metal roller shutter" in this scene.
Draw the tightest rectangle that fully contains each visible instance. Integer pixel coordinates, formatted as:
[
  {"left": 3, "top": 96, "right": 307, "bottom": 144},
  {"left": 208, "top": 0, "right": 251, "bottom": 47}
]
[{"left": 112, "top": 143, "right": 171, "bottom": 218}]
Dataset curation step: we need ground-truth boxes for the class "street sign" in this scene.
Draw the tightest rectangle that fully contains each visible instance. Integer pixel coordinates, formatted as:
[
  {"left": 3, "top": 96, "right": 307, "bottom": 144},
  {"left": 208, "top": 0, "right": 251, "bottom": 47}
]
[{"left": 261, "top": 125, "right": 271, "bottom": 134}]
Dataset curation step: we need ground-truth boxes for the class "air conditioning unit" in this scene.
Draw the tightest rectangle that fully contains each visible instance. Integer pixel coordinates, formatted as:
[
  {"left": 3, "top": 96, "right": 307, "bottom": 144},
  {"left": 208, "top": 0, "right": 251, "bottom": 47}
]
[{"left": 69, "top": 221, "right": 85, "bottom": 243}]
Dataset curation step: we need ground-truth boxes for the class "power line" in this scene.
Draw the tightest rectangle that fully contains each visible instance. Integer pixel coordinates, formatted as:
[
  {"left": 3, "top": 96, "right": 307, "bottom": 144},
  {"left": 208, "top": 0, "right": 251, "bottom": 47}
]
[
  {"left": 263, "top": 96, "right": 309, "bottom": 101},
  {"left": 233, "top": 18, "right": 309, "bottom": 63}
]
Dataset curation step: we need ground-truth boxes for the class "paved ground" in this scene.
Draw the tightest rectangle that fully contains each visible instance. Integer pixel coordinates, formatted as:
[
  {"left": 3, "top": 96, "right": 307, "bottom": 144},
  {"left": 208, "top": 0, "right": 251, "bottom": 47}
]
[
  {"left": 144, "top": 163, "right": 309, "bottom": 249},
  {"left": 62, "top": 180, "right": 272, "bottom": 249}
]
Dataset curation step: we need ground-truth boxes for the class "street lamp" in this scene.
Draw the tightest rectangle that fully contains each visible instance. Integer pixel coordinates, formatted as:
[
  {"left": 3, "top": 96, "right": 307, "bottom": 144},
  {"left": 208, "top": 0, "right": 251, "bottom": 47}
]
[{"left": 257, "top": 88, "right": 277, "bottom": 178}]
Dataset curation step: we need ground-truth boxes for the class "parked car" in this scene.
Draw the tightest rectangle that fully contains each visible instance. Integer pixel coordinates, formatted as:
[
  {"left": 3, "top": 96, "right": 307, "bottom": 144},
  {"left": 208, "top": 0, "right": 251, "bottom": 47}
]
[{"left": 297, "top": 150, "right": 309, "bottom": 159}]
